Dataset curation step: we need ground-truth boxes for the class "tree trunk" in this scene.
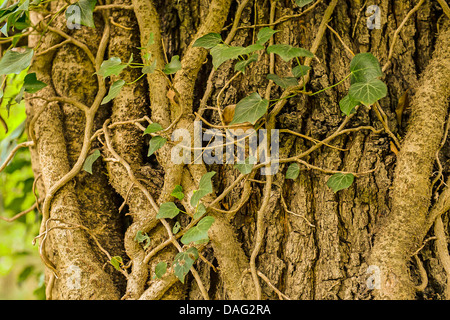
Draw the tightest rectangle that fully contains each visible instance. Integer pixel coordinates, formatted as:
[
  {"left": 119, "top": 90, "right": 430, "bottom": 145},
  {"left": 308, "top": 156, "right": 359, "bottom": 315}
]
[{"left": 21, "top": 0, "right": 450, "bottom": 300}]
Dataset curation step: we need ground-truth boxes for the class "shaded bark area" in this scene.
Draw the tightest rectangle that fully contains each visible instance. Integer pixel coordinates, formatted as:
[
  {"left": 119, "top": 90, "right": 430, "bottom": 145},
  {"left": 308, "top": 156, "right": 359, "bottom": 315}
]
[{"left": 26, "top": 0, "right": 450, "bottom": 300}]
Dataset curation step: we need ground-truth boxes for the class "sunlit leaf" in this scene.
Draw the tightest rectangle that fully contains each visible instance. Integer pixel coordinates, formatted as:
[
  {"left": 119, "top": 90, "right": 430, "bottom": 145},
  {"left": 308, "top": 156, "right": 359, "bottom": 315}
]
[
  {"left": 82, "top": 149, "right": 101, "bottom": 174},
  {"left": 326, "top": 173, "right": 354, "bottom": 192},
  {"left": 229, "top": 92, "right": 268, "bottom": 125}
]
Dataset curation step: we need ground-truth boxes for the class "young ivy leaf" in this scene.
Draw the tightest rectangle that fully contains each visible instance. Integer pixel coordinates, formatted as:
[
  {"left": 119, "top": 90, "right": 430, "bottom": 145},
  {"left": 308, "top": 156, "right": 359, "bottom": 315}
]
[
  {"left": 193, "top": 33, "right": 222, "bottom": 49},
  {"left": 326, "top": 173, "right": 355, "bottom": 193},
  {"left": 172, "top": 221, "right": 181, "bottom": 234},
  {"left": 142, "top": 60, "right": 157, "bottom": 74},
  {"left": 23, "top": 73, "right": 47, "bottom": 93},
  {"left": 101, "top": 79, "right": 125, "bottom": 105},
  {"left": 348, "top": 78, "right": 387, "bottom": 106},
  {"left": 0, "top": 48, "right": 33, "bottom": 75},
  {"left": 295, "top": 0, "right": 314, "bottom": 7},
  {"left": 339, "top": 94, "right": 360, "bottom": 116},
  {"left": 147, "top": 136, "right": 167, "bottom": 156},
  {"left": 143, "top": 122, "right": 163, "bottom": 135},
  {"left": 163, "top": 55, "right": 181, "bottom": 75},
  {"left": 173, "top": 247, "right": 198, "bottom": 283},
  {"left": 156, "top": 202, "right": 181, "bottom": 219},
  {"left": 66, "top": 0, "right": 97, "bottom": 28},
  {"left": 229, "top": 92, "right": 269, "bottom": 125},
  {"left": 82, "top": 149, "right": 101, "bottom": 174},
  {"left": 110, "top": 256, "right": 123, "bottom": 271},
  {"left": 267, "top": 44, "right": 313, "bottom": 62},
  {"left": 266, "top": 74, "right": 298, "bottom": 89},
  {"left": 190, "top": 171, "right": 216, "bottom": 207},
  {"left": 97, "top": 57, "right": 127, "bottom": 78},
  {"left": 155, "top": 262, "right": 167, "bottom": 279},
  {"left": 255, "top": 27, "right": 279, "bottom": 45},
  {"left": 181, "top": 216, "right": 215, "bottom": 245},
  {"left": 134, "top": 230, "right": 151, "bottom": 249},
  {"left": 210, "top": 44, "right": 263, "bottom": 70},
  {"left": 286, "top": 163, "right": 300, "bottom": 180},
  {"left": 193, "top": 203, "right": 207, "bottom": 220},
  {"left": 171, "top": 185, "right": 184, "bottom": 200},
  {"left": 292, "top": 65, "right": 311, "bottom": 78},
  {"left": 234, "top": 155, "right": 257, "bottom": 175},
  {"left": 234, "top": 53, "right": 259, "bottom": 74},
  {"left": 349, "top": 52, "right": 383, "bottom": 84}
]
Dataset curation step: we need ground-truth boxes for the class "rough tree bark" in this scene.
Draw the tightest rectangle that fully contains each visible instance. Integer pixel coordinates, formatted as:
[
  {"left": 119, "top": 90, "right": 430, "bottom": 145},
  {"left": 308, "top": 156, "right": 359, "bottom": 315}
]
[{"left": 20, "top": 0, "right": 450, "bottom": 300}]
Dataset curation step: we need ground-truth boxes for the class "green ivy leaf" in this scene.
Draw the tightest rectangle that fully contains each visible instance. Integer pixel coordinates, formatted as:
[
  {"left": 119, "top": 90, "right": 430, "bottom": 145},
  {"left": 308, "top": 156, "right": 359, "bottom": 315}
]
[
  {"left": 339, "top": 94, "right": 359, "bottom": 116},
  {"left": 295, "top": 0, "right": 314, "bottom": 7},
  {"left": 147, "top": 136, "right": 167, "bottom": 156},
  {"left": 210, "top": 44, "right": 262, "bottom": 70},
  {"left": 67, "top": 0, "right": 96, "bottom": 28},
  {"left": 266, "top": 74, "right": 298, "bottom": 89},
  {"left": 267, "top": 44, "right": 313, "bottom": 62},
  {"left": 156, "top": 202, "right": 181, "bottom": 219},
  {"left": 234, "top": 155, "right": 256, "bottom": 175},
  {"left": 292, "top": 65, "right": 311, "bottom": 78},
  {"left": 193, "top": 33, "right": 222, "bottom": 49},
  {"left": 110, "top": 256, "right": 123, "bottom": 271},
  {"left": 348, "top": 78, "right": 387, "bottom": 106},
  {"left": 172, "top": 221, "right": 181, "bottom": 234},
  {"left": 193, "top": 203, "right": 206, "bottom": 220},
  {"left": 155, "top": 262, "right": 167, "bottom": 279},
  {"left": 97, "top": 57, "right": 126, "bottom": 78},
  {"left": 190, "top": 171, "right": 216, "bottom": 207},
  {"left": 82, "top": 149, "right": 101, "bottom": 174},
  {"left": 101, "top": 79, "right": 125, "bottom": 104},
  {"left": 256, "top": 27, "right": 279, "bottom": 45},
  {"left": 0, "top": 48, "right": 33, "bottom": 75},
  {"left": 143, "top": 122, "right": 163, "bottom": 135},
  {"left": 163, "top": 55, "right": 181, "bottom": 75},
  {"left": 234, "top": 53, "right": 258, "bottom": 74},
  {"left": 23, "top": 73, "right": 47, "bottom": 93},
  {"left": 326, "top": 173, "right": 355, "bottom": 193},
  {"left": 173, "top": 247, "right": 198, "bottom": 283},
  {"left": 134, "top": 230, "right": 151, "bottom": 249},
  {"left": 229, "top": 92, "right": 269, "bottom": 125},
  {"left": 349, "top": 52, "right": 383, "bottom": 84},
  {"left": 171, "top": 185, "right": 185, "bottom": 200},
  {"left": 142, "top": 60, "right": 157, "bottom": 74},
  {"left": 286, "top": 163, "right": 300, "bottom": 180},
  {"left": 181, "top": 216, "right": 215, "bottom": 245}
]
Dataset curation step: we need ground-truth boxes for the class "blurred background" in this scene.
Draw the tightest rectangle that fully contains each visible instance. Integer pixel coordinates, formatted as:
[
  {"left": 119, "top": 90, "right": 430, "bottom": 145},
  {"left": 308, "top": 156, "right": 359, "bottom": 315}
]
[{"left": 0, "top": 68, "right": 44, "bottom": 300}]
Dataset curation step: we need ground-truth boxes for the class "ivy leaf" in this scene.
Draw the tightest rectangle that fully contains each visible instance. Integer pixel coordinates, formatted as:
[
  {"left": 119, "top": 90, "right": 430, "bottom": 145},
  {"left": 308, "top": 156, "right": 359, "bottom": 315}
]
[
  {"left": 110, "top": 256, "right": 123, "bottom": 271},
  {"left": 101, "top": 79, "right": 125, "bottom": 105},
  {"left": 172, "top": 221, "right": 181, "bottom": 234},
  {"left": 181, "top": 216, "right": 215, "bottom": 245},
  {"left": 193, "top": 33, "right": 222, "bottom": 49},
  {"left": 295, "top": 0, "right": 314, "bottom": 7},
  {"left": 163, "top": 55, "right": 181, "bottom": 75},
  {"left": 348, "top": 78, "right": 387, "bottom": 106},
  {"left": 193, "top": 203, "right": 206, "bottom": 220},
  {"left": 326, "top": 173, "right": 355, "bottom": 192},
  {"left": 292, "top": 65, "right": 311, "bottom": 78},
  {"left": 97, "top": 57, "right": 126, "bottom": 78},
  {"left": 171, "top": 185, "right": 184, "bottom": 200},
  {"left": 67, "top": 0, "right": 96, "bottom": 28},
  {"left": 142, "top": 60, "right": 157, "bottom": 74},
  {"left": 0, "top": 48, "right": 33, "bottom": 75},
  {"left": 23, "top": 73, "right": 47, "bottom": 93},
  {"left": 256, "top": 27, "right": 279, "bottom": 45},
  {"left": 339, "top": 94, "right": 360, "bottom": 116},
  {"left": 143, "top": 122, "right": 163, "bottom": 135},
  {"left": 134, "top": 230, "right": 151, "bottom": 249},
  {"left": 156, "top": 202, "right": 181, "bottom": 219},
  {"left": 190, "top": 171, "right": 216, "bottom": 207},
  {"left": 266, "top": 74, "right": 298, "bottom": 89},
  {"left": 350, "top": 52, "right": 383, "bottom": 84},
  {"left": 173, "top": 247, "right": 198, "bottom": 283},
  {"left": 234, "top": 155, "right": 256, "bottom": 174},
  {"left": 155, "top": 262, "right": 167, "bottom": 279},
  {"left": 82, "top": 149, "right": 101, "bottom": 174},
  {"left": 234, "top": 53, "right": 258, "bottom": 74},
  {"left": 210, "top": 44, "right": 259, "bottom": 69},
  {"left": 229, "top": 92, "right": 268, "bottom": 125},
  {"left": 286, "top": 163, "right": 300, "bottom": 180},
  {"left": 267, "top": 44, "right": 313, "bottom": 62},
  {"left": 147, "top": 136, "right": 166, "bottom": 156}
]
